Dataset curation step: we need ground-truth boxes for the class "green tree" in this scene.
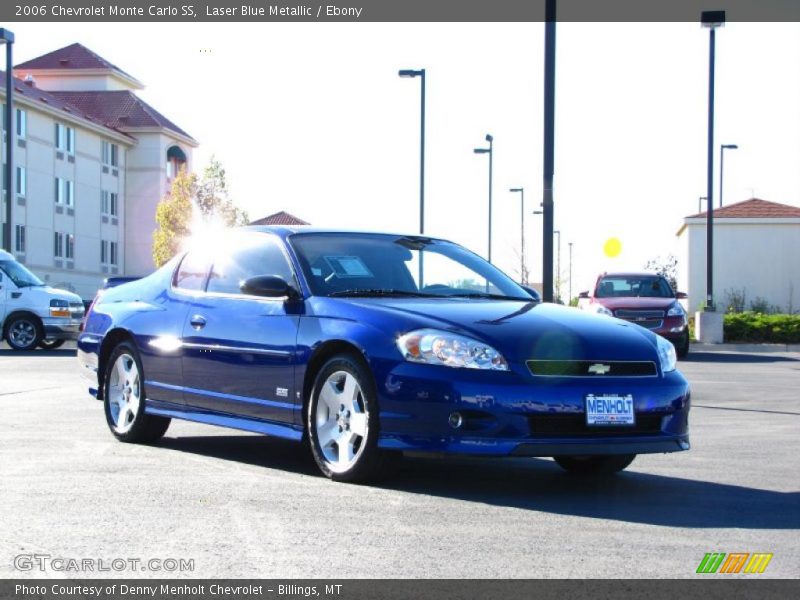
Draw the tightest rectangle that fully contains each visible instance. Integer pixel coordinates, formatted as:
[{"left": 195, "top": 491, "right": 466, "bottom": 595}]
[
  {"left": 152, "top": 167, "right": 196, "bottom": 268},
  {"left": 644, "top": 254, "right": 678, "bottom": 291},
  {"left": 196, "top": 156, "right": 249, "bottom": 226}
]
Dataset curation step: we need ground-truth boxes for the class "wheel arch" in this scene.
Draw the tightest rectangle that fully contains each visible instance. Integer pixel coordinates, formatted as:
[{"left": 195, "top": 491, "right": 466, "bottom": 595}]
[
  {"left": 301, "top": 339, "right": 374, "bottom": 421},
  {"left": 96, "top": 328, "right": 137, "bottom": 399}
]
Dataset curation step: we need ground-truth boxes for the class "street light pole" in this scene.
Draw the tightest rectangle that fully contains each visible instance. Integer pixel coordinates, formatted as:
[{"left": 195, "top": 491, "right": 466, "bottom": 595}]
[
  {"left": 720, "top": 143, "right": 738, "bottom": 208},
  {"left": 0, "top": 28, "right": 14, "bottom": 253},
  {"left": 509, "top": 188, "right": 525, "bottom": 283},
  {"left": 702, "top": 10, "right": 725, "bottom": 312},
  {"left": 542, "top": 0, "right": 557, "bottom": 303},
  {"left": 474, "top": 134, "right": 494, "bottom": 262},
  {"left": 554, "top": 229, "right": 561, "bottom": 302},
  {"left": 568, "top": 241, "right": 573, "bottom": 303},
  {"left": 398, "top": 69, "right": 426, "bottom": 234}
]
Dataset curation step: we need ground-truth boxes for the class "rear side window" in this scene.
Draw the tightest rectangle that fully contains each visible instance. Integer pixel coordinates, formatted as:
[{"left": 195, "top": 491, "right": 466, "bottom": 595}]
[
  {"left": 207, "top": 236, "right": 295, "bottom": 295},
  {"left": 174, "top": 252, "right": 211, "bottom": 291}
]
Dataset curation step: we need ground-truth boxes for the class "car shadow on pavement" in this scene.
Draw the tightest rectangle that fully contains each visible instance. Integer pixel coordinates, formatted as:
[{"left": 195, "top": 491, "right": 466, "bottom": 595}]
[
  {"left": 156, "top": 434, "right": 799, "bottom": 530},
  {"left": 683, "top": 351, "right": 798, "bottom": 363},
  {"left": 0, "top": 348, "right": 76, "bottom": 357}
]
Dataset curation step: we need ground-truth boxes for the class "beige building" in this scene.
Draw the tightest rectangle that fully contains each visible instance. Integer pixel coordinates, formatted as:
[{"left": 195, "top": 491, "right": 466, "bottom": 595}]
[
  {"left": 677, "top": 198, "right": 800, "bottom": 314},
  {"left": 1, "top": 43, "right": 197, "bottom": 299}
]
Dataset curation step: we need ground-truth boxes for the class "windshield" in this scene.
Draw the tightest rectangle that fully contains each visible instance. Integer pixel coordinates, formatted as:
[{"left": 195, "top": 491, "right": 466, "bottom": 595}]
[
  {"left": 0, "top": 260, "right": 44, "bottom": 288},
  {"left": 289, "top": 233, "right": 531, "bottom": 300},
  {"left": 595, "top": 276, "right": 674, "bottom": 298}
]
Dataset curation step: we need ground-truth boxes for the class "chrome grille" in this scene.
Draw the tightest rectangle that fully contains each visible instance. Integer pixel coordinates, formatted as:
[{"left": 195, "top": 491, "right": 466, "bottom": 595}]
[{"left": 615, "top": 309, "right": 665, "bottom": 319}]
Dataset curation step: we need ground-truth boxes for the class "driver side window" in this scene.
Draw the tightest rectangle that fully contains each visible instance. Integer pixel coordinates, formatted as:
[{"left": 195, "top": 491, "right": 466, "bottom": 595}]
[{"left": 207, "top": 237, "right": 294, "bottom": 296}]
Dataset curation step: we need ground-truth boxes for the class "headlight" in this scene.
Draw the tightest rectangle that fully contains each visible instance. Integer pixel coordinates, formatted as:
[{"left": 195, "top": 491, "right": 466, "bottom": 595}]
[
  {"left": 667, "top": 303, "right": 686, "bottom": 317},
  {"left": 594, "top": 304, "right": 613, "bottom": 317},
  {"left": 656, "top": 335, "right": 677, "bottom": 373},
  {"left": 396, "top": 328, "right": 509, "bottom": 371},
  {"left": 49, "top": 299, "right": 70, "bottom": 318}
]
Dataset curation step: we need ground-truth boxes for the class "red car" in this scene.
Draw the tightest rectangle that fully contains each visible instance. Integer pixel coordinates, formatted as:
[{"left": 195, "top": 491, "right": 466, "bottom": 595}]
[{"left": 578, "top": 272, "right": 690, "bottom": 358}]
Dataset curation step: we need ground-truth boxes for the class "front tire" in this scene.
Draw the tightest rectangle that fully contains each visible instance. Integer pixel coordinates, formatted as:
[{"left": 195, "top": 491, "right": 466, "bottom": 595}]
[
  {"left": 5, "top": 314, "right": 43, "bottom": 351},
  {"left": 554, "top": 454, "right": 636, "bottom": 475},
  {"left": 307, "top": 355, "right": 382, "bottom": 482},
  {"left": 675, "top": 331, "right": 690, "bottom": 359},
  {"left": 103, "top": 341, "right": 170, "bottom": 443}
]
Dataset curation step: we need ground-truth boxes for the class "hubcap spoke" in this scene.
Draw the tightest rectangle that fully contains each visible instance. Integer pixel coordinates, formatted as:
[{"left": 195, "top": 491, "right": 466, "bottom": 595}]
[
  {"left": 337, "top": 437, "right": 354, "bottom": 464},
  {"left": 317, "top": 419, "right": 338, "bottom": 447},
  {"left": 349, "top": 412, "right": 367, "bottom": 437},
  {"left": 319, "top": 381, "right": 340, "bottom": 413}
]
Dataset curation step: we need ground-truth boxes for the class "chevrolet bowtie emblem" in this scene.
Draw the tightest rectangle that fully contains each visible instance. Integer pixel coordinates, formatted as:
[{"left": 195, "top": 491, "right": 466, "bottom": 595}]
[{"left": 587, "top": 363, "right": 611, "bottom": 375}]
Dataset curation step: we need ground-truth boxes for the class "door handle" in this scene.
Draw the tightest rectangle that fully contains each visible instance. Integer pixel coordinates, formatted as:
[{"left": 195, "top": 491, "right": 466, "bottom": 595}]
[{"left": 189, "top": 315, "right": 207, "bottom": 330}]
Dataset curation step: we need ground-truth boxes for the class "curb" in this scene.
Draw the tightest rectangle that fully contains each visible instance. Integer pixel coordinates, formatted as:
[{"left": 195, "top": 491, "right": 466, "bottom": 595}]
[{"left": 691, "top": 342, "right": 800, "bottom": 353}]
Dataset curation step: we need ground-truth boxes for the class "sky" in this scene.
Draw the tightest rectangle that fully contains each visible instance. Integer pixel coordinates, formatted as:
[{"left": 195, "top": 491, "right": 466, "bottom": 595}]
[{"left": 10, "top": 21, "right": 800, "bottom": 296}]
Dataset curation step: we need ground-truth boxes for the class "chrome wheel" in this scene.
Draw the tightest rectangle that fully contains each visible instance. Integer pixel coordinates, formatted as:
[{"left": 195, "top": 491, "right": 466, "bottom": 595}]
[
  {"left": 8, "top": 318, "right": 38, "bottom": 349},
  {"left": 108, "top": 353, "right": 141, "bottom": 434},
  {"left": 314, "top": 370, "right": 369, "bottom": 473}
]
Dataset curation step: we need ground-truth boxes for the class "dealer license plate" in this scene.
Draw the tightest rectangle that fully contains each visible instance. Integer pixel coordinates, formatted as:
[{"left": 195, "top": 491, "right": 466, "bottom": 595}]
[{"left": 585, "top": 394, "right": 635, "bottom": 426}]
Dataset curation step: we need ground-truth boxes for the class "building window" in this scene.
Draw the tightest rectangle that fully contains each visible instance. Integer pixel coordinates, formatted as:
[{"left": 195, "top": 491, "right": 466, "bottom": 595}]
[
  {"left": 55, "top": 123, "right": 75, "bottom": 154},
  {"left": 15, "top": 225, "right": 25, "bottom": 253},
  {"left": 55, "top": 178, "right": 74, "bottom": 206},
  {"left": 15, "top": 166, "right": 25, "bottom": 196},
  {"left": 17, "top": 109, "right": 26, "bottom": 139},
  {"left": 166, "top": 145, "right": 187, "bottom": 179},
  {"left": 101, "top": 240, "right": 119, "bottom": 266},
  {"left": 102, "top": 141, "right": 119, "bottom": 167},
  {"left": 66, "top": 234, "right": 75, "bottom": 259},
  {"left": 54, "top": 232, "right": 63, "bottom": 258},
  {"left": 101, "top": 190, "right": 118, "bottom": 216}
]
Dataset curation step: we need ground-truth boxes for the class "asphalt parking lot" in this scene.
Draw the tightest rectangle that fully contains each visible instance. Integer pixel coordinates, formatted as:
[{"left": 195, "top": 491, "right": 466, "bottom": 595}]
[{"left": 1, "top": 344, "right": 798, "bottom": 579}]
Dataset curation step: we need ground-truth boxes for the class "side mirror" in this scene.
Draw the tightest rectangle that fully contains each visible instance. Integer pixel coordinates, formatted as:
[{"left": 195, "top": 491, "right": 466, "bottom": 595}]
[
  {"left": 521, "top": 286, "right": 541, "bottom": 303},
  {"left": 675, "top": 291, "right": 688, "bottom": 299},
  {"left": 240, "top": 275, "right": 300, "bottom": 299},
  {"left": 578, "top": 291, "right": 589, "bottom": 299}
]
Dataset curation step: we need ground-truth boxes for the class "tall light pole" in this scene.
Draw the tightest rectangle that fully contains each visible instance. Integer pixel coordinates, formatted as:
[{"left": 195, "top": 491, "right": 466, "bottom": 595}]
[
  {"left": 554, "top": 229, "right": 561, "bottom": 302},
  {"left": 542, "top": 0, "right": 557, "bottom": 303},
  {"left": 568, "top": 241, "right": 573, "bottom": 303},
  {"left": 474, "top": 134, "right": 494, "bottom": 262},
  {"left": 702, "top": 10, "right": 725, "bottom": 312},
  {"left": 0, "top": 28, "right": 14, "bottom": 253},
  {"left": 509, "top": 187, "right": 525, "bottom": 283},
  {"left": 398, "top": 69, "right": 426, "bottom": 234},
  {"left": 720, "top": 143, "right": 738, "bottom": 208}
]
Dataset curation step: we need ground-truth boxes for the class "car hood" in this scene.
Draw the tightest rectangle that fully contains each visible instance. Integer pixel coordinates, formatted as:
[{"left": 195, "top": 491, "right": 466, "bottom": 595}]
[
  {"left": 16, "top": 285, "right": 83, "bottom": 304},
  {"left": 593, "top": 297, "right": 677, "bottom": 311},
  {"left": 317, "top": 298, "right": 659, "bottom": 363}
]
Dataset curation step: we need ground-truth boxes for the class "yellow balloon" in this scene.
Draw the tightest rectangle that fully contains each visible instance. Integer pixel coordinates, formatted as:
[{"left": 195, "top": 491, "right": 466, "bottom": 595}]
[{"left": 604, "top": 237, "right": 622, "bottom": 258}]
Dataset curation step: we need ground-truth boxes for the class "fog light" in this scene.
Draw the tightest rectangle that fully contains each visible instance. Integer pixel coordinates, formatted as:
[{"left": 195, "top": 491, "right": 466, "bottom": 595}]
[{"left": 448, "top": 412, "right": 463, "bottom": 429}]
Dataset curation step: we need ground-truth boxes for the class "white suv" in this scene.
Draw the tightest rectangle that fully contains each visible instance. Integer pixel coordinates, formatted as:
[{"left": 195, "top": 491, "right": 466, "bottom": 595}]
[{"left": 0, "top": 249, "right": 84, "bottom": 351}]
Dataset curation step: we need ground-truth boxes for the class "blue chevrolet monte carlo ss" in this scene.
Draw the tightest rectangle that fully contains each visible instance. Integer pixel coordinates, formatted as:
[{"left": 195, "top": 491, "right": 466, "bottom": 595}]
[{"left": 78, "top": 227, "right": 690, "bottom": 482}]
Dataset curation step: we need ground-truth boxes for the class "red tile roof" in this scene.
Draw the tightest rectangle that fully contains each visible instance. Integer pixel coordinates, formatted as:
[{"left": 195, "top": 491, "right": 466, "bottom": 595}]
[
  {"left": 687, "top": 198, "right": 800, "bottom": 219},
  {"left": 250, "top": 211, "right": 310, "bottom": 226},
  {"left": 0, "top": 69, "right": 131, "bottom": 139},
  {"left": 49, "top": 90, "right": 192, "bottom": 140},
  {"left": 15, "top": 43, "right": 139, "bottom": 83}
]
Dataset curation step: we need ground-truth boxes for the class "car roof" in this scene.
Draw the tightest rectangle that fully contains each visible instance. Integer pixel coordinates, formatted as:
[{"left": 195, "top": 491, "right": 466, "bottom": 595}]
[
  {"left": 0, "top": 249, "right": 15, "bottom": 261},
  {"left": 244, "top": 225, "right": 448, "bottom": 242},
  {"left": 599, "top": 271, "right": 661, "bottom": 278}
]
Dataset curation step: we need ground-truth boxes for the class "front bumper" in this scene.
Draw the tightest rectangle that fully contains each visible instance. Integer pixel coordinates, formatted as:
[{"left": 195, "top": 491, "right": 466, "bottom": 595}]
[
  {"left": 42, "top": 317, "right": 82, "bottom": 341},
  {"left": 374, "top": 359, "right": 691, "bottom": 458}
]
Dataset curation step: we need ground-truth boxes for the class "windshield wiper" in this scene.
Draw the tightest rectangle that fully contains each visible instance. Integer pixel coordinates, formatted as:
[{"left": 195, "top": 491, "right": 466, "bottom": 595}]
[
  {"left": 448, "top": 292, "right": 532, "bottom": 301},
  {"left": 328, "top": 289, "right": 435, "bottom": 298}
]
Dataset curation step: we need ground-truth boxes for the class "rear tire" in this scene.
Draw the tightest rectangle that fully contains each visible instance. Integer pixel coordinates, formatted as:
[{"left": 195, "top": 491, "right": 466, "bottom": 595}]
[
  {"left": 39, "top": 339, "right": 66, "bottom": 350},
  {"left": 103, "top": 341, "right": 170, "bottom": 443},
  {"left": 5, "top": 314, "right": 43, "bottom": 351},
  {"left": 675, "top": 332, "right": 690, "bottom": 359},
  {"left": 554, "top": 454, "right": 636, "bottom": 475},
  {"left": 307, "top": 355, "right": 383, "bottom": 482}
]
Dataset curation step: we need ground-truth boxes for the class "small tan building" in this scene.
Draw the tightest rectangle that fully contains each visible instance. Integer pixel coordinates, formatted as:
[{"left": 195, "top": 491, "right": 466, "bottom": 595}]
[{"left": 677, "top": 198, "right": 800, "bottom": 314}]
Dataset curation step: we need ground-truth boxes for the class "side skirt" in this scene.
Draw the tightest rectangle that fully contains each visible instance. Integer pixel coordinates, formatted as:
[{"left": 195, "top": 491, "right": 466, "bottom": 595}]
[{"left": 144, "top": 399, "right": 304, "bottom": 441}]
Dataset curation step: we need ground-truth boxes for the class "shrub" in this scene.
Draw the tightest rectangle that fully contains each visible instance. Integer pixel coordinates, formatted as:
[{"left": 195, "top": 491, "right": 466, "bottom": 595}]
[{"left": 724, "top": 312, "right": 800, "bottom": 343}]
